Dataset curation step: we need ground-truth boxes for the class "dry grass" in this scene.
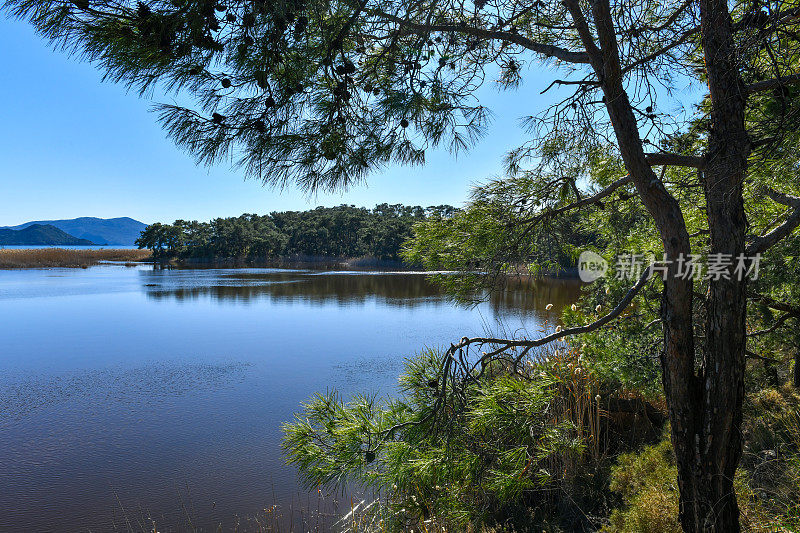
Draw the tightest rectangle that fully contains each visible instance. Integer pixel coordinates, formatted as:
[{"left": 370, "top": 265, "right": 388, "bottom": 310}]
[{"left": 0, "top": 248, "right": 151, "bottom": 269}]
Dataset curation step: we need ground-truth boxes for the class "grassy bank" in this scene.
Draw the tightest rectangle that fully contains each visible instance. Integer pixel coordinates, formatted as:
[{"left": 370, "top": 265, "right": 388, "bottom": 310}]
[{"left": 0, "top": 248, "right": 152, "bottom": 269}]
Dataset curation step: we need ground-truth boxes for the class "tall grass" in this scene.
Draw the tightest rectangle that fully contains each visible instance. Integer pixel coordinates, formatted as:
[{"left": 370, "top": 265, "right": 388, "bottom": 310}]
[
  {"left": 0, "top": 248, "right": 151, "bottom": 269},
  {"left": 607, "top": 385, "right": 800, "bottom": 533}
]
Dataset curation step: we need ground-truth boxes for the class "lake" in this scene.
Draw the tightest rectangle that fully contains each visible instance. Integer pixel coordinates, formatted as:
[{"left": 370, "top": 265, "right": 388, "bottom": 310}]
[{"left": 0, "top": 265, "right": 581, "bottom": 532}]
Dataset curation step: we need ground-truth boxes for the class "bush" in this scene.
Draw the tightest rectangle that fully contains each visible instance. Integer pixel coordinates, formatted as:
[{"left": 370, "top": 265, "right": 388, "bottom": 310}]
[
  {"left": 607, "top": 387, "right": 800, "bottom": 533},
  {"left": 606, "top": 438, "right": 680, "bottom": 533},
  {"left": 283, "top": 344, "right": 666, "bottom": 532},
  {"left": 741, "top": 386, "right": 800, "bottom": 529}
]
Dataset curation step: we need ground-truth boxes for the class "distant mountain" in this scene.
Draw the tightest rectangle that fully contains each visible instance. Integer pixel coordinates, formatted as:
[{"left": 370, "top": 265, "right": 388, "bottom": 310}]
[
  {"left": 3, "top": 217, "right": 147, "bottom": 245},
  {"left": 0, "top": 224, "right": 96, "bottom": 245}
]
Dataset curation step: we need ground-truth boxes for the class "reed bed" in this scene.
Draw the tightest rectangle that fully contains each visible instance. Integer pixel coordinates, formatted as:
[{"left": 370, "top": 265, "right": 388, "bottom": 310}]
[{"left": 0, "top": 248, "right": 151, "bottom": 269}]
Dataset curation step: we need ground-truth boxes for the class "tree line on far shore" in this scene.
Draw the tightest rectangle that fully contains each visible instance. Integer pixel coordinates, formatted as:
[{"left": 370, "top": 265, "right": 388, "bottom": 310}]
[{"left": 135, "top": 204, "right": 458, "bottom": 261}]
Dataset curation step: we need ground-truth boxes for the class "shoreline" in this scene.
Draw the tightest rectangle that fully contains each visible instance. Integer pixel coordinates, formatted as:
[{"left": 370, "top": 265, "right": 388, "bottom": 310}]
[
  {"left": 0, "top": 248, "right": 583, "bottom": 280},
  {"left": 153, "top": 256, "right": 582, "bottom": 278}
]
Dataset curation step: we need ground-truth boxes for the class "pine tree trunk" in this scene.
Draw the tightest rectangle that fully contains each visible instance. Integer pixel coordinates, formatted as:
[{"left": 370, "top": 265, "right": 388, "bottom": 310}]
[
  {"left": 575, "top": 0, "right": 750, "bottom": 529},
  {"left": 660, "top": 162, "right": 747, "bottom": 533},
  {"left": 672, "top": 0, "right": 749, "bottom": 530},
  {"left": 794, "top": 352, "right": 800, "bottom": 388}
]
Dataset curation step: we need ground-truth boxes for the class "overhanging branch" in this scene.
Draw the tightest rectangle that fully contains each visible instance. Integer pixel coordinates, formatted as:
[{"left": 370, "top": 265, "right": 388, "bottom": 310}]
[
  {"left": 446, "top": 265, "right": 654, "bottom": 359},
  {"left": 747, "top": 188, "right": 800, "bottom": 255},
  {"left": 745, "top": 73, "right": 800, "bottom": 94},
  {"left": 519, "top": 153, "right": 702, "bottom": 226},
  {"left": 522, "top": 174, "right": 632, "bottom": 224},
  {"left": 372, "top": 10, "right": 591, "bottom": 63},
  {"left": 621, "top": 25, "right": 700, "bottom": 76}
]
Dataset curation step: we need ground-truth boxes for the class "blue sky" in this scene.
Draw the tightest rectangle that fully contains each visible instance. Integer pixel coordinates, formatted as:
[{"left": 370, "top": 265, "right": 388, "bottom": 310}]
[{"left": 1, "top": 17, "right": 567, "bottom": 226}]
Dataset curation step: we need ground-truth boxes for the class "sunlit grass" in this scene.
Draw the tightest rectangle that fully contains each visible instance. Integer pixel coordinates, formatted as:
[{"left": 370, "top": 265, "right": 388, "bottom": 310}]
[{"left": 0, "top": 248, "right": 151, "bottom": 269}]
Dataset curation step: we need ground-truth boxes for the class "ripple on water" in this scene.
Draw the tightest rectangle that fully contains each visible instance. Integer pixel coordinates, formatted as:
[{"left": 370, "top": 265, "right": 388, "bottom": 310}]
[{"left": 0, "top": 361, "right": 251, "bottom": 424}]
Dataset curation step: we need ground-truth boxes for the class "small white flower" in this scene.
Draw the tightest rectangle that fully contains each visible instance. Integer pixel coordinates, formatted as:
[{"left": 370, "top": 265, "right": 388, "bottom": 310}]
[
  {"left": 555, "top": 325, "right": 562, "bottom": 333},
  {"left": 571, "top": 303, "right": 577, "bottom": 311},
  {"left": 545, "top": 303, "right": 554, "bottom": 310},
  {"left": 595, "top": 304, "right": 602, "bottom": 313}
]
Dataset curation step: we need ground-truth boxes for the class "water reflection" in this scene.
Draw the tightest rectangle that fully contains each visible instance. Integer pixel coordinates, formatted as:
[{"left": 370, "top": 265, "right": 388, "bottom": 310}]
[{"left": 138, "top": 269, "right": 583, "bottom": 319}]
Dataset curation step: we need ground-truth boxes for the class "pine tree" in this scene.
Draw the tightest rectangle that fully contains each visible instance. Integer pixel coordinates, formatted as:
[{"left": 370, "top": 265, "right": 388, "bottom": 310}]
[{"left": 6, "top": 0, "right": 800, "bottom": 529}]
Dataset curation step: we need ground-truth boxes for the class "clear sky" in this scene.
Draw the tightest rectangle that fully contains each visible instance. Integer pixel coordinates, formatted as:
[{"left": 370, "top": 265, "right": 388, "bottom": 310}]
[{"left": 0, "top": 16, "right": 568, "bottom": 226}]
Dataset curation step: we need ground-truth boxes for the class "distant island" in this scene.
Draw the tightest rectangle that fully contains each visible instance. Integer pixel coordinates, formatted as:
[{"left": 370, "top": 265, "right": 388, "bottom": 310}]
[
  {"left": 0, "top": 224, "right": 96, "bottom": 246},
  {"left": 1, "top": 217, "right": 147, "bottom": 246}
]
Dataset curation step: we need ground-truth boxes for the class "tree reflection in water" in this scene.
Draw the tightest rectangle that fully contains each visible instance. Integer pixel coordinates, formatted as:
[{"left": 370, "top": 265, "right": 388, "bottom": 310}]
[{"left": 138, "top": 268, "right": 583, "bottom": 320}]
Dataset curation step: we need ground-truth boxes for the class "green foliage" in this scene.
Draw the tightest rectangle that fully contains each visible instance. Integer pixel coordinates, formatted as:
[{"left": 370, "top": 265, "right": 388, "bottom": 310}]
[
  {"left": 402, "top": 175, "right": 598, "bottom": 302},
  {"left": 607, "top": 389, "right": 800, "bottom": 533},
  {"left": 12, "top": 0, "right": 800, "bottom": 527},
  {"left": 404, "top": 111, "right": 800, "bottom": 387},
  {"left": 563, "top": 282, "right": 664, "bottom": 400},
  {"left": 606, "top": 438, "right": 680, "bottom": 533},
  {"left": 3, "top": 0, "right": 524, "bottom": 190},
  {"left": 284, "top": 345, "right": 656, "bottom": 531},
  {"left": 741, "top": 387, "right": 800, "bottom": 528},
  {"left": 135, "top": 203, "right": 456, "bottom": 260}
]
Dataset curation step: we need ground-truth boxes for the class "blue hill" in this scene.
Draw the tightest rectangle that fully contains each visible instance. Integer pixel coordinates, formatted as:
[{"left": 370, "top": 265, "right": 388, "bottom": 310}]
[
  {"left": 3, "top": 217, "right": 147, "bottom": 246},
  {"left": 0, "top": 224, "right": 96, "bottom": 245}
]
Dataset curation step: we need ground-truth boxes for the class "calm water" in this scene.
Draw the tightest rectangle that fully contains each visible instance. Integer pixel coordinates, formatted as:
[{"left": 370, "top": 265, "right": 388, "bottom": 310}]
[{"left": 0, "top": 265, "right": 580, "bottom": 532}]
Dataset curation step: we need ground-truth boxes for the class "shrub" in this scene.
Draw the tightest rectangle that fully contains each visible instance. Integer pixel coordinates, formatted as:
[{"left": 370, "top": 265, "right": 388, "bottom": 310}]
[
  {"left": 607, "top": 387, "right": 800, "bottom": 533},
  {"left": 741, "top": 386, "right": 800, "bottom": 529},
  {"left": 606, "top": 438, "right": 680, "bottom": 533},
  {"left": 284, "top": 344, "right": 666, "bottom": 531}
]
